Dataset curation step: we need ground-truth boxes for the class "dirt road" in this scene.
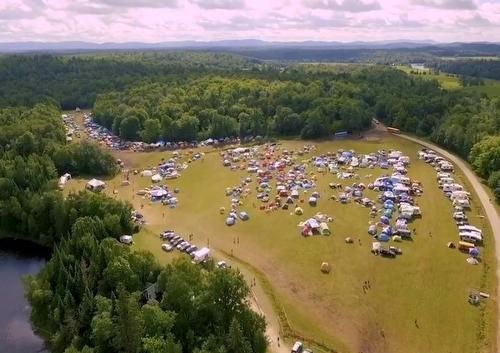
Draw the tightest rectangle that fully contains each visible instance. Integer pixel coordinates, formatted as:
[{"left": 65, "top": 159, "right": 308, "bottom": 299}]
[
  {"left": 249, "top": 292, "right": 289, "bottom": 353},
  {"left": 398, "top": 133, "right": 500, "bottom": 351}
]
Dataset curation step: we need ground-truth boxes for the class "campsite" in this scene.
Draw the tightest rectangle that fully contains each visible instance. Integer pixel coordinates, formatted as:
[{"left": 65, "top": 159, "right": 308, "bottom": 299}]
[{"left": 62, "top": 112, "right": 496, "bottom": 353}]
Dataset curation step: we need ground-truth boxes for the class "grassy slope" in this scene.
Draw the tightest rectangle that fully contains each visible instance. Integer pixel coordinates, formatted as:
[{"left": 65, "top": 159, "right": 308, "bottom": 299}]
[{"left": 65, "top": 136, "right": 496, "bottom": 353}]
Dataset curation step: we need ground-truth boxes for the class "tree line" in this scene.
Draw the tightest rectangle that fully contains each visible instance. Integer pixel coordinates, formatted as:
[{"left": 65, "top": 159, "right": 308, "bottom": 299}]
[{"left": 428, "top": 59, "right": 500, "bottom": 80}]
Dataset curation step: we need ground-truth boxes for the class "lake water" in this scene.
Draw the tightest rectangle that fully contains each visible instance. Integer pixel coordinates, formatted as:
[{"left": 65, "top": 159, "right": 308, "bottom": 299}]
[{"left": 0, "top": 239, "right": 47, "bottom": 353}]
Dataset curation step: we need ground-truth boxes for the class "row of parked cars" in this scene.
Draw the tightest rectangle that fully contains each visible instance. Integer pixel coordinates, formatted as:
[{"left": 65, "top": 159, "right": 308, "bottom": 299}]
[{"left": 160, "top": 230, "right": 199, "bottom": 257}]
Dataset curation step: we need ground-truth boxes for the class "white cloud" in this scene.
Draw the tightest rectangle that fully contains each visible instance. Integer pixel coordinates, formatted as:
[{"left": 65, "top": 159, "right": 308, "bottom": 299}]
[
  {"left": 190, "top": 0, "right": 246, "bottom": 9},
  {"left": 412, "top": 0, "right": 477, "bottom": 10},
  {"left": 304, "top": 0, "right": 381, "bottom": 12},
  {"left": 0, "top": 0, "right": 498, "bottom": 42}
]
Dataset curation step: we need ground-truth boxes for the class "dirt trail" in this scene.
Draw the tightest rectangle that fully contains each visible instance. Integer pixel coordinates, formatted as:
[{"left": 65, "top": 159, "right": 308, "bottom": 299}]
[
  {"left": 397, "top": 133, "right": 500, "bottom": 352},
  {"left": 249, "top": 291, "right": 289, "bottom": 353}
]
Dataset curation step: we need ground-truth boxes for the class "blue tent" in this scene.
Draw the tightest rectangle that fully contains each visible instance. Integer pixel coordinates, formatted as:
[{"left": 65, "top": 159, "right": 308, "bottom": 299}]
[
  {"left": 383, "top": 226, "right": 393, "bottom": 235},
  {"left": 239, "top": 212, "right": 249, "bottom": 221},
  {"left": 226, "top": 217, "right": 236, "bottom": 226},
  {"left": 469, "top": 248, "right": 480, "bottom": 257},
  {"left": 379, "top": 233, "right": 390, "bottom": 242},
  {"left": 380, "top": 216, "right": 390, "bottom": 224}
]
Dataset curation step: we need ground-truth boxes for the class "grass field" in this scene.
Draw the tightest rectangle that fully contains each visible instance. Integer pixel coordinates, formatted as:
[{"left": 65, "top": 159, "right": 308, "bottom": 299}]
[
  {"left": 464, "top": 79, "right": 500, "bottom": 98},
  {"left": 64, "top": 133, "right": 497, "bottom": 353},
  {"left": 397, "top": 65, "right": 462, "bottom": 90}
]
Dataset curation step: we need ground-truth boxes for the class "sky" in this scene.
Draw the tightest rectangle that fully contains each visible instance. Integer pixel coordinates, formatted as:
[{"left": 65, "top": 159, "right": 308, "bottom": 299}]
[{"left": 0, "top": 0, "right": 499, "bottom": 43}]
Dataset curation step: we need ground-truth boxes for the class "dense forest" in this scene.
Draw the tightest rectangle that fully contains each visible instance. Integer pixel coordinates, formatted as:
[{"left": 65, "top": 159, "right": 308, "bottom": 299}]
[
  {"left": 0, "top": 102, "right": 267, "bottom": 353},
  {"left": 25, "top": 223, "right": 266, "bottom": 353},
  {"left": 0, "top": 103, "right": 124, "bottom": 246},
  {"left": 428, "top": 59, "right": 500, "bottom": 80},
  {"left": 91, "top": 67, "right": 451, "bottom": 141},
  {"left": 0, "top": 53, "right": 260, "bottom": 109}
]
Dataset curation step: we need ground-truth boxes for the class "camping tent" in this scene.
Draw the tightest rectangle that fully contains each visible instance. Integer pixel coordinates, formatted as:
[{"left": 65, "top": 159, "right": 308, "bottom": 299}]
[
  {"left": 151, "top": 174, "right": 162, "bottom": 183},
  {"left": 320, "top": 262, "right": 331, "bottom": 273},
  {"left": 141, "top": 170, "right": 153, "bottom": 177},
  {"left": 319, "top": 222, "right": 330, "bottom": 235},
  {"left": 308, "top": 196, "right": 317, "bottom": 206},
  {"left": 469, "top": 248, "right": 480, "bottom": 258},
  {"left": 239, "top": 212, "right": 249, "bottom": 221},
  {"left": 226, "top": 217, "right": 235, "bottom": 226},
  {"left": 379, "top": 233, "right": 390, "bottom": 242},
  {"left": 119, "top": 235, "right": 133, "bottom": 244},
  {"left": 295, "top": 207, "right": 303, "bottom": 215},
  {"left": 86, "top": 178, "right": 105, "bottom": 192}
]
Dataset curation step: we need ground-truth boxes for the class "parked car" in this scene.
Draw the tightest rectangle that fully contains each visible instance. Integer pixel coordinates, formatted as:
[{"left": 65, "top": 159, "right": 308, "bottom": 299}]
[
  {"left": 379, "top": 248, "right": 396, "bottom": 258},
  {"left": 185, "top": 245, "right": 197, "bottom": 254},
  {"left": 291, "top": 341, "right": 303, "bottom": 353},
  {"left": 217, "top": 260, "right": 229, "bottom": 269},
  {"left": 166, "top": 233, "right": 177, "bottom": 240},
  {"left": 177, "top": 241, "right": 188, "bottom": 250},
  {"left": 172, "top": 238, "right": 184, "bottom": 246},
  {"left": 161, "top": 243, "right": 173, "bottom": 252}
]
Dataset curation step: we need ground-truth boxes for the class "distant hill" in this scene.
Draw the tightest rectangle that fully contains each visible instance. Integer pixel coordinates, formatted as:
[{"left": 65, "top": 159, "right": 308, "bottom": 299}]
[
  {"left": 0, "top": 39, "right": 460, "bottom": 53},
  {"left": 0, "top": 40, "right": 499, "bottom": 63}
]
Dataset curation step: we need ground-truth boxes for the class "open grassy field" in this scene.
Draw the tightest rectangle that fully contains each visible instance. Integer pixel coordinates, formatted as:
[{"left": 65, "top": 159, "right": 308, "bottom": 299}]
[
  {"left": 64, "top": 133, "right": 497, "bottom": 353},
  {"left": 396, "top": 65, "right": 500, "bottom": 97},
  {"left": 396, "top": 65, "right": 462, "bottom": 90},
  {"left": 464, "top": 79, "right": 500, "bottom": 98}
]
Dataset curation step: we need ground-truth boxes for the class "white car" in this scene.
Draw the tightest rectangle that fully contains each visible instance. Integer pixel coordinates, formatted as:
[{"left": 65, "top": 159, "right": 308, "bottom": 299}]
[{"left": 161, "top": 243, "right": 173, "bottom": 252}]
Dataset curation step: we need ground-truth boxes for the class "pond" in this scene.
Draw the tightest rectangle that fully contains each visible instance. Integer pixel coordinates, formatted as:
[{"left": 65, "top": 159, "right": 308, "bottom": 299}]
[{"left": 0, "top": 239, "right": 48, "bottom": 353}]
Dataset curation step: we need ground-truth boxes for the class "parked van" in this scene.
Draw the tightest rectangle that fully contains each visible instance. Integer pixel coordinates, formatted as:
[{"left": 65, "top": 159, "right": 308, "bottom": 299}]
[
  {"left": 459, "top": 225, "right": 482, "bottom": 236},
  {"left": 291, "top": 341, "right": 303, "bottom": 353},
  {"left": 459, "top": 231, "right": 482, "bottom": 244},
  {"left": 458, "top": 241, "right": 475, "bottom": 251}
]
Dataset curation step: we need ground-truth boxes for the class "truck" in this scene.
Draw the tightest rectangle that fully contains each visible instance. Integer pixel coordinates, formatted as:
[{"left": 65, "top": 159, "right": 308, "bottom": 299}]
[{"left": 192, "top": 247, "right": 210, "bottom": 264}]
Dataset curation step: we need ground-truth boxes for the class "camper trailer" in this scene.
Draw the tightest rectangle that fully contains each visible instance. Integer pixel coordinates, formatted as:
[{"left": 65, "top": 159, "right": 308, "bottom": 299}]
[{"left": 192, "top": 247, "right": 210, "bottom": 264}]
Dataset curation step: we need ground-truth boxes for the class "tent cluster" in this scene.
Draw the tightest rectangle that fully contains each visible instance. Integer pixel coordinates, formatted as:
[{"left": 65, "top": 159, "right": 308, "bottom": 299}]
[
  {"left": 220, "top": 143, "right": 323, "bottom": 216},
  {"left": 139, "top": 150, "right": 198, "bottom": 183},
  {"left": 420, "top": 148, "right": 482, "bottom": 259},
  {"left": 298, "top": 213, "right": 332, "bottom": 237}
]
